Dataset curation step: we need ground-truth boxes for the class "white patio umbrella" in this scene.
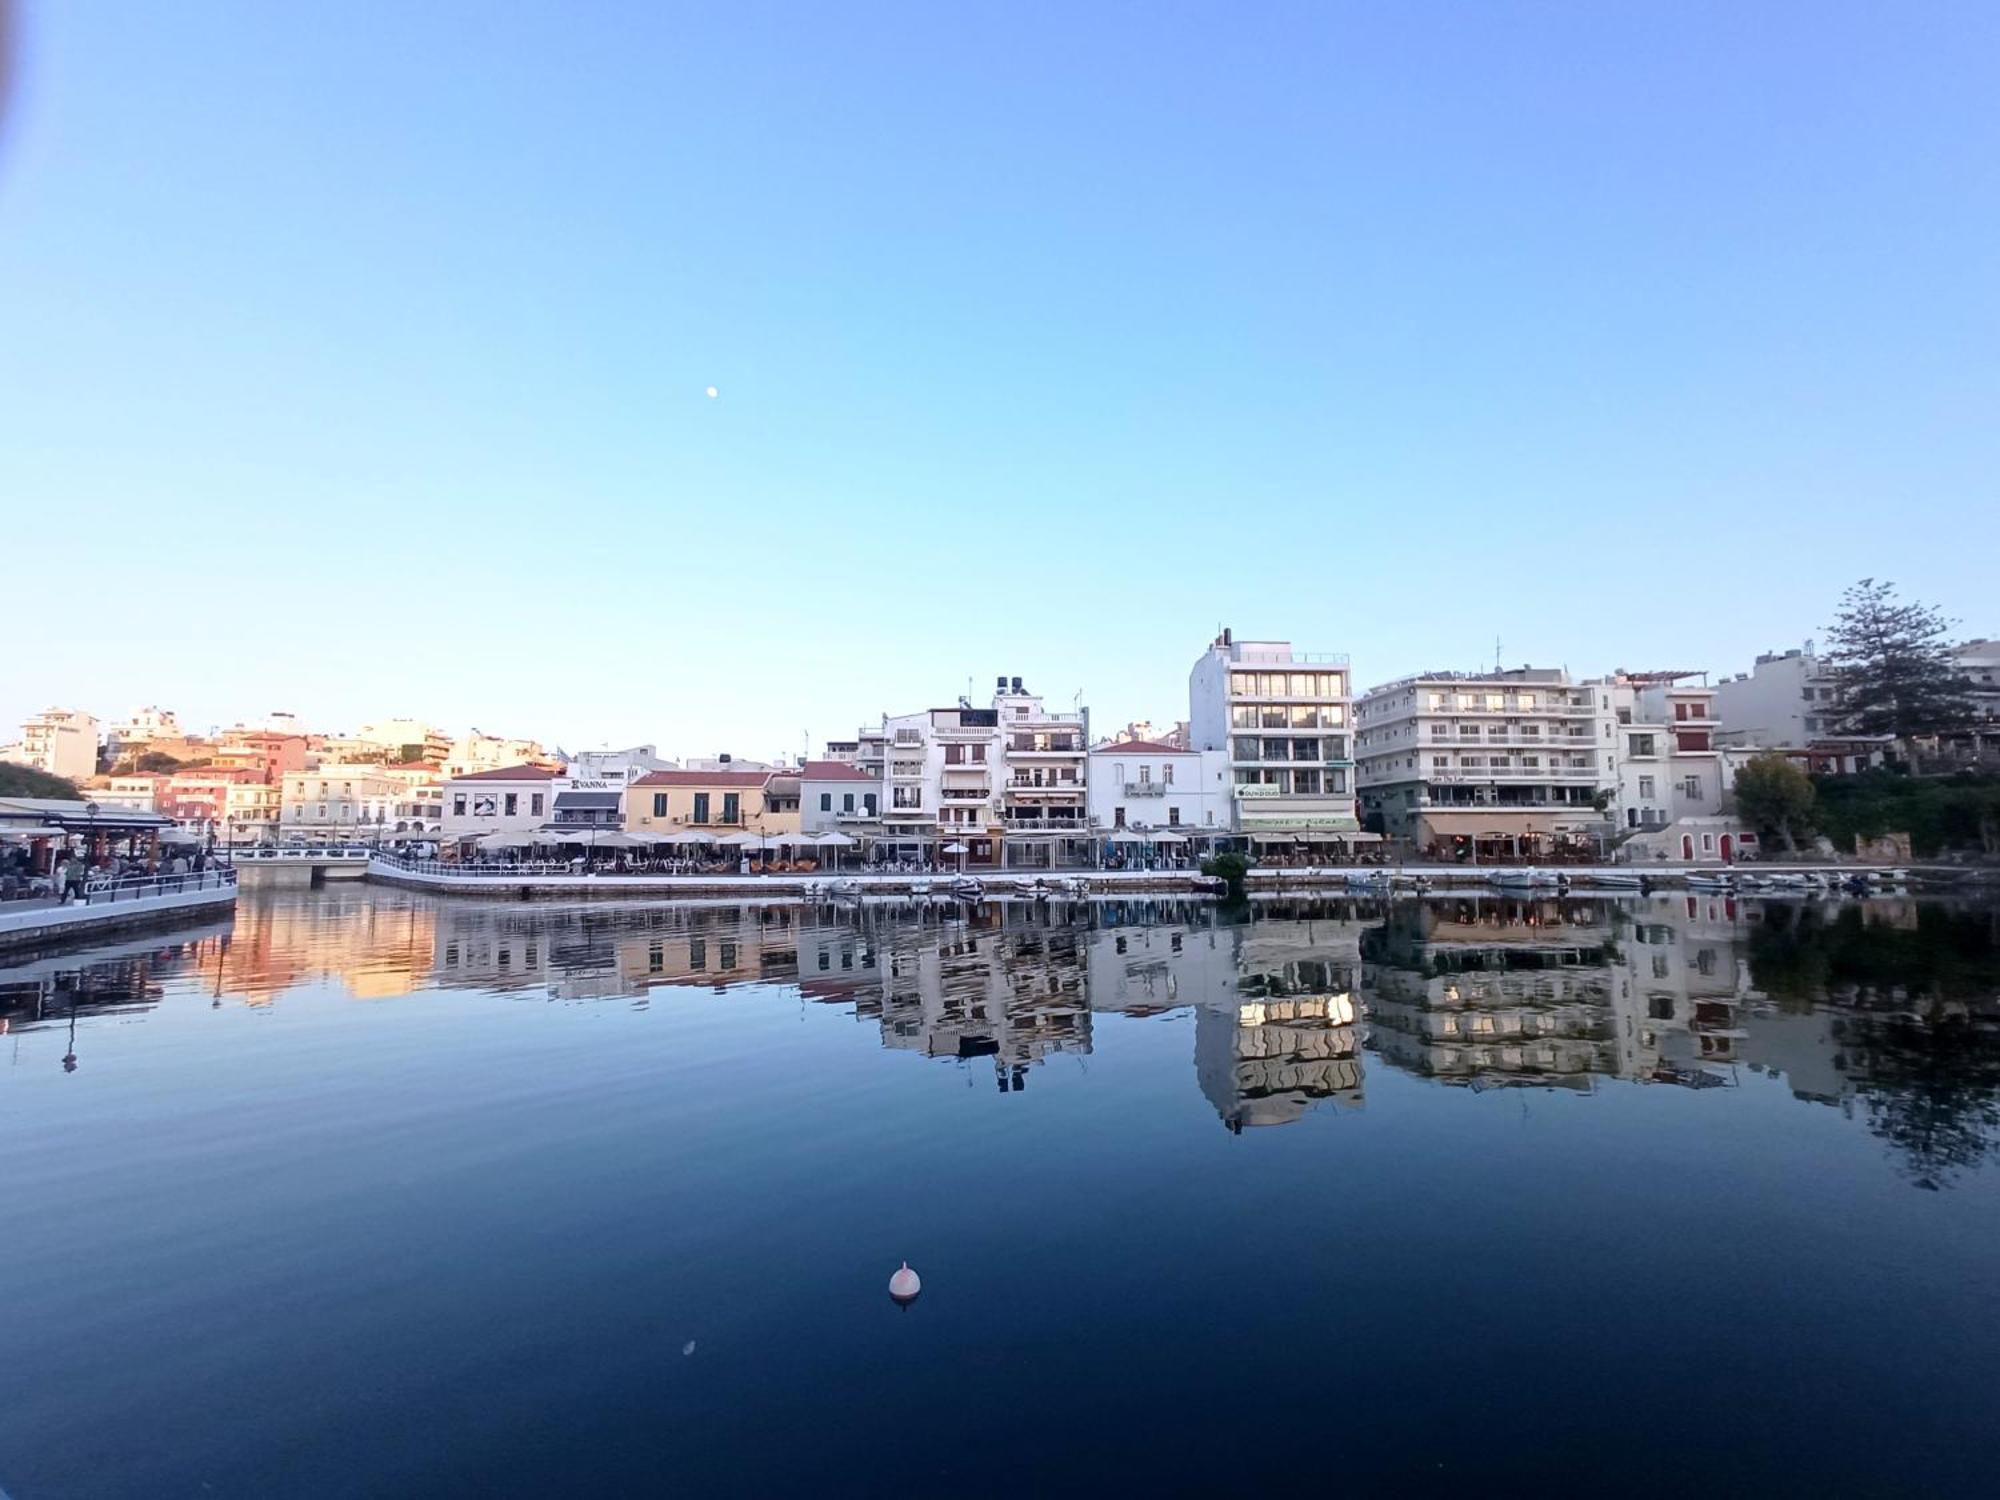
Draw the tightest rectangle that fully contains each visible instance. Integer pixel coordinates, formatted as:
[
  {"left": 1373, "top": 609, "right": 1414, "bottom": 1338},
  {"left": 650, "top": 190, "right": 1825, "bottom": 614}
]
[
  {"left": 716, "top": 831, "right": 761, "bottom": 847},
  {"left": 1104, "top": 830, "right": 1148, "bottom": 844},
  {"left": 649, "top": 830, "right": 713, "bottom": 846},
  {"left": 478, "top": 830, "right": 538, "bottom": 851},
  {"left": 815, "top": 831, "right": 859, "bottom": 848},
  {"left": 1150, "top": 830, "right": 1189, "bottom": 844},
  {"left": 939, "top": 841, "right": 969, "bottom": 854}
]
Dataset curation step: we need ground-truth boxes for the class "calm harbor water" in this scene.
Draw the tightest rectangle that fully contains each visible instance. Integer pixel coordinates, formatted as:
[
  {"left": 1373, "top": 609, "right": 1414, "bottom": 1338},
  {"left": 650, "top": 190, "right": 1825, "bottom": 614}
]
[{"left": 3, "top": 887, "right": 1998, "bottom": 1497}]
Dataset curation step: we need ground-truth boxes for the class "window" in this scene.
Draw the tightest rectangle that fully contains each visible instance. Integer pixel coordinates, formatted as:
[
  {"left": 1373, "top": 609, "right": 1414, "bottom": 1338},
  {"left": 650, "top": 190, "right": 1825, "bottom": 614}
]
[
  {"left": 1638, "top": 776, "right": 1655, "bottom": 798},
  {"left": 1163, "top": 763, "right": 1173, "bottom": 784},
  {"left": 654, "top": 793, "right": 670, "bottom": 817},
  {"left": 722, "top": 792, "right": 740, "bottom": 824},
  {"left": 1628, "top": 734, "right": 1656, "bottom": 757},
  {"left": 820, "top": 793, "right": 832, "bottom": 811},
  {"left": 842, "top": 792, "right": 854, "bottom": 813},
  {"left": 944, "top": 744, "right": 964, "bottom": 765},
  {"left": 864, "top": 793, "right": 877, "bottom": 815},
  {"left": 504, "top": 793, "right": 518, "bottom": 816},
  {"left": 453, "top": 795, "right": 466, "bottom": 816},
  {"left": 1138, "top": 764, "right": 1151, "bottom": 783},
  {"left": 1168, "top": 807, "right": 1181, "bottom": 825},
  {"left": 692, "top": 793, "right": 710, "bottom": 824},
  {"left": 1433, "top": 756, "right": 1450, "bottom": 769},
  {"left": 531, "top": 793, "right": 544, "bottom": 817},
  {"left": 1683, "top": 776, "right": 1704, "bottom": 800}
]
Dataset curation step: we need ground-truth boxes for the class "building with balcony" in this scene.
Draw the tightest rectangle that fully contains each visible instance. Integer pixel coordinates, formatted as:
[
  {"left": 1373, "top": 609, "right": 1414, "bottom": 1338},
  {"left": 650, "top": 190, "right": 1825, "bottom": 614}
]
[
  {"left": 1085, "top": 739, "right": 1230, "bottom": 835},
  {"left": 622, "top": 769, "right": 798, "bottom": 838},
  {"left": 355, "top": 719, "right": 456, "bottom": 764},
  {"left": 91, "top": 773, "right": 169, "bottom": 813},
  {"left": 1354, "top": 667, "right": 1612, "bottom": 856},
  {"left": 1597, "top": 671, "right": 1755, "bottom": 862},
  {"left": 800, "top": 759, "right": 881, "bottom": 835},
  {"left": 1188, "top": 629, "right": 1356, "bottom": 850},
  {"left": 857, "top": 675, "right": 1092, "bottom": 866},
  {"left": 280, "top": 765, "right": 403, "bottom": 840},
  {"left": 16, "top": 708, "right": 100, "bottom": 781},
  {"left": 441, "top": 764, "right": 560, "bottom": 840}
]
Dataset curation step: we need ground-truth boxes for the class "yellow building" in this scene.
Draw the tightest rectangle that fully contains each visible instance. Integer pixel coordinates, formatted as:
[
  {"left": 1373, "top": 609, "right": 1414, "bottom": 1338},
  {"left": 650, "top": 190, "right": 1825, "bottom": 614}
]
[{"left": 623, "top": 769, "right": 799, "bottom": 837}]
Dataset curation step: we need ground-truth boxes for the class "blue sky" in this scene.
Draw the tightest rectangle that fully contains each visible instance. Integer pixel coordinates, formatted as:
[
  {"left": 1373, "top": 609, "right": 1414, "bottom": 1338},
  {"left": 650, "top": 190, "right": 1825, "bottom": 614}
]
[{"left": 3, "top": 1, "right": 1994, "bottom": 759}]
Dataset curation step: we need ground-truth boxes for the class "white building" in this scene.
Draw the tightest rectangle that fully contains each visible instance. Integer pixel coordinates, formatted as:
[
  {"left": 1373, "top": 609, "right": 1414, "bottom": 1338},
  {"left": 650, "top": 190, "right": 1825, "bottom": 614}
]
[
  {"left": 1713, "top": 643, "right": 1887, "bottom": 773},
  {"left": 443, "top": 732, "right": 551, "bottom": 779},
  {"left": 1354, "top": 668, "right": 1611, "bottom": 855},
  {"left": 563, "top": 744, "right": 677, "bottom": 785},
  {"left": 1946, "top": 638, "right": 2000, "bottom": 763},
  {"left": 356, "top": 719, "right": 454, "bottom": 763},
  {"left": 799, "top": 759, "right": 881, "bottom": 835},
  {"left": 1085, "top": 739, "right": 1231, "bottom": 836},
  {"left": 280, "top": 764, "right": 402, "bottom": 839},
  {"left": 441, "top": 764, "right": 560, "bottom": 839},
  {"left": 1597, "top": 672, "right": 1755, "bottom": 863},
  {"left": 16, "top": 708, "right": 101, "bottom": 781},
  {"left": 105, "top": 706, "right": 182, "bottom": 756},
  {"left": 381, "top": 763, "right": 446, "bottom": 831},
  {"left": 864, "top": 675, "right": 1091, "bottom": 867},
  {"left": 1188, "top": 630, "right": 1356, "bottom": 851}
]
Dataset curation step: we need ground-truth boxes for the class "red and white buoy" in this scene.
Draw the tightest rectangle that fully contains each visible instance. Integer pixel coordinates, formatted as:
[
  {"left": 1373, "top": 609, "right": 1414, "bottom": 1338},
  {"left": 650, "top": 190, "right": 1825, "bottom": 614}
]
[{"left": 888, "top": 1262, "right": 922, "bottom": 1304}]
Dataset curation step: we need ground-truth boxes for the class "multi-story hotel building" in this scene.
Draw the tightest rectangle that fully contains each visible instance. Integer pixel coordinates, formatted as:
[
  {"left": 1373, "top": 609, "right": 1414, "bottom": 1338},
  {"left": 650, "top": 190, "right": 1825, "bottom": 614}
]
[
  {"left": 1187, "top": 630, "right": 1356, "bottom": 849},
  {"left": 1354, "top": 667, "right": 1611, "bottom": 855}
]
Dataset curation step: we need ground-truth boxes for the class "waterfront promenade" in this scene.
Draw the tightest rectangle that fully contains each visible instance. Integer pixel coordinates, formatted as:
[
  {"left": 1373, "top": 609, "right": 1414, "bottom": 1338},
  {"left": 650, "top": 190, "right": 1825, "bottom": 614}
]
[
  {"left": 0, "top": 868, "right": 238, "bottom": 955},
  {"left": 363, "top": 856, "right": 1965, "bottom": 902}
]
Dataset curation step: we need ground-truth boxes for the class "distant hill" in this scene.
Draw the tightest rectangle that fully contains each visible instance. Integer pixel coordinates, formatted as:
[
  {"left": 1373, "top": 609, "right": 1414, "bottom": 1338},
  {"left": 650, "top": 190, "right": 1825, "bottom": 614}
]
[{"left": 0, "top": 762, "right": 81, "bottom": 800}]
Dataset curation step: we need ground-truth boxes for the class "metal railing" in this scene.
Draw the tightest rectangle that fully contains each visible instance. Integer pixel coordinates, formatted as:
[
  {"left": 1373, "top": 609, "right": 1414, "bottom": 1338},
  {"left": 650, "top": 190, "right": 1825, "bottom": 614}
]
[{"left": 79, "top": 867, "right": 239, "bottom": 905}]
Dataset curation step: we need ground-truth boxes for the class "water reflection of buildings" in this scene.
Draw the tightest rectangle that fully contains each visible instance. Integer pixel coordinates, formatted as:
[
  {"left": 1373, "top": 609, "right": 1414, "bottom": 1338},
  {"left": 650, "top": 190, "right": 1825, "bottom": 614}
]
[
  {"left": 220, "top": 890, "right": 439, "bottom": 1001},
  {"left": 1361, "top": 898, "right": 1622, "bottom": 1090},
  {"left": 1089, "top": 911, "right": 1368, "bottom": 1128},
  {"left": 15, "top": 891, "right": 1994, "bottom": 1176}
]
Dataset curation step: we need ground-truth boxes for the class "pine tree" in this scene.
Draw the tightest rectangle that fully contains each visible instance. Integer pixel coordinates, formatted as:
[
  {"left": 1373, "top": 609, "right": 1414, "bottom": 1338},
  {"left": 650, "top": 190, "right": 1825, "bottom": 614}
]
[{"left": 1824, "top": 579, "right": 1974, "bottom": 739}]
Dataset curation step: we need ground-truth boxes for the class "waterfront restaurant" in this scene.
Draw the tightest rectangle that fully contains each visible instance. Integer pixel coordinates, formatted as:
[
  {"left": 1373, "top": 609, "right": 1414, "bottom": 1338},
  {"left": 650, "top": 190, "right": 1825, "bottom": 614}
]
[{"left": 0, "top": 796, "right": 183, "bottom": 897}]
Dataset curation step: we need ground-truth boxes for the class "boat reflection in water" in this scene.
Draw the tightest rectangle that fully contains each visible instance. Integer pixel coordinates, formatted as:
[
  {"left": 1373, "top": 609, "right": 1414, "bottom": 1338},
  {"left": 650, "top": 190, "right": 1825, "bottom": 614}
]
[{"left": 3, "top": 886, "right": 1998, "bottom": 1184}]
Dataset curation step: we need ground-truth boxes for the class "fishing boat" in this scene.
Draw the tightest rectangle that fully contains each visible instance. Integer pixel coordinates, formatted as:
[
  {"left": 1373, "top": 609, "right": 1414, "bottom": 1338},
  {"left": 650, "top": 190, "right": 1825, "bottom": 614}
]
[
  {"left": 829, "top": 876, "right": 863, "bottom": 899},
  {"left": 948, "top": 876, "right": 985, "bottom": 902},
  {"left": 1018, "top": 877, "right": 1057, "bottom": 901},
  {"left": 1190, "top": 874, "right": 1229, "bottom": 896},
  {"left": 1686, "top": 871, "right": 1736, "bottom": 891},
  {"left": 908, "top": 877, "right": 933, "bottom": 899}
]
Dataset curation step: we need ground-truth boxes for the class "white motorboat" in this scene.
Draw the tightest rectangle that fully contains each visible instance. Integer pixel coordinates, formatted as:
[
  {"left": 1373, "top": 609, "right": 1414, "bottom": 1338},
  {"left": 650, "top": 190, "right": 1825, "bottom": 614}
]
[
  {"left": 908, "top": 878, "right": 933, "bottom": 898},
  {"left": 1489, "top": 868, "right": 1563, "bottom": 890},
  {"left": 949, "top": 876, "right": 985, "bottom": 902},
  {"left": 1582, "top": 872, "right": 1644, "bottom": 891},
  {"left": 1686, "top": 872, "right": 1736, "bottom": 891}
]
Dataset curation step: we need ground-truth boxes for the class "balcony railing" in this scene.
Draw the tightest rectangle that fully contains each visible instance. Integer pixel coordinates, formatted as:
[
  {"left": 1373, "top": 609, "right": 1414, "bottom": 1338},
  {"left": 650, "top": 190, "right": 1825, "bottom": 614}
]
[{"left": 1121, "top": 782, "right": 1167, "bottom": 796}]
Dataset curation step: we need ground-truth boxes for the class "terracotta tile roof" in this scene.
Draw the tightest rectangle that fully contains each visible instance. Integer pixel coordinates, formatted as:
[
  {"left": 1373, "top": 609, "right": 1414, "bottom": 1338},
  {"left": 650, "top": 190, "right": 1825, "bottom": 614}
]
[
  {"left": 451, "top": 763, "right": 562, "bottom": 781},
  {"left": 799, "top": 760, "right": 877, "bottom": 781},
  {"left": 1094, "top": 739, "right": 1191, "bottom": 755},
  {"left": 630, "top": 769, "right": 775, "bottom": 788}
]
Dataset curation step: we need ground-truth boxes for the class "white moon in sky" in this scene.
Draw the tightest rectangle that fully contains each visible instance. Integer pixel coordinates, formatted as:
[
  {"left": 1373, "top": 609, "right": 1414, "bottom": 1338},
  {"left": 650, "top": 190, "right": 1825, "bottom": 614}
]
[{"left": 705, "top": 386, "right": 719, "bottom": 399}]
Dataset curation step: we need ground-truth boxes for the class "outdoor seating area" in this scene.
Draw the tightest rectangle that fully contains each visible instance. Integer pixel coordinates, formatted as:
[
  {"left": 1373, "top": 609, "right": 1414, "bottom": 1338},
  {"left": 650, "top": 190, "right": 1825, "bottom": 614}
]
[{"left": 0, "top": 796, "right": 203, "bottom": 907}]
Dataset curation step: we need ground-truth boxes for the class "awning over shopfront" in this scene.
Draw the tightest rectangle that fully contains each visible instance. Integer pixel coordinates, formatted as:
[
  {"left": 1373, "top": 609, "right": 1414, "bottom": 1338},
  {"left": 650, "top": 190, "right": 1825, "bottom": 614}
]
[
  {"left": 1416, "top": 812, "right": 1561, "bottom": 841},
  {"left": 552, "top": 790, "right": 622, "bottom": 818},
  {"left": 0, "top": 797, "right": 178, "bottom": 835}
]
